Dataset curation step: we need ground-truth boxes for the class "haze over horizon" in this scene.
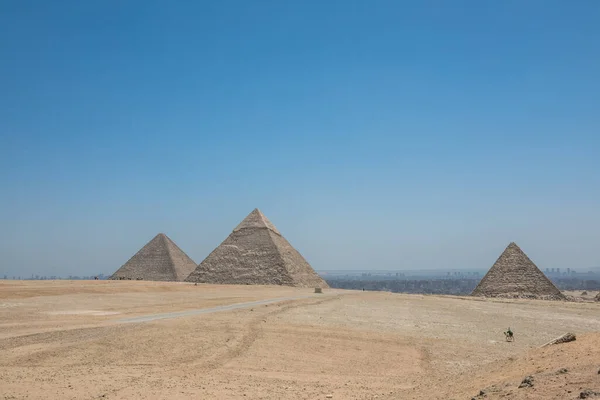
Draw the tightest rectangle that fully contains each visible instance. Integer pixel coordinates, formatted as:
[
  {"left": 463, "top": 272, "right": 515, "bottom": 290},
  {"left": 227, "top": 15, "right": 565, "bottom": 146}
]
[{"left": 1, "top": 1, "right": 599, "bottom": 278}]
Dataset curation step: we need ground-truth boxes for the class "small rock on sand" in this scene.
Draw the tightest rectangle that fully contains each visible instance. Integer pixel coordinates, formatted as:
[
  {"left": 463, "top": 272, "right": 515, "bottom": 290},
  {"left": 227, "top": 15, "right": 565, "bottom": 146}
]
[
  {"left": 518, "top": 376, "right": 534, "bottom": 388},
  {"left": 580, "top": 389, "right": 600, "bottom": 399},
  {"left": 541, "top": 332, "right": 576, "bottom": 347}
]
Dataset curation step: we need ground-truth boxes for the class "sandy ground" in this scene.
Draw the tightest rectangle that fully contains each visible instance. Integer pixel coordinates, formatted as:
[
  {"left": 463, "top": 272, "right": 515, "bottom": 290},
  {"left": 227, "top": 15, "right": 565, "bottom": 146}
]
[{"left": 0, "top": 281, "right": 599, "bottom": 400}]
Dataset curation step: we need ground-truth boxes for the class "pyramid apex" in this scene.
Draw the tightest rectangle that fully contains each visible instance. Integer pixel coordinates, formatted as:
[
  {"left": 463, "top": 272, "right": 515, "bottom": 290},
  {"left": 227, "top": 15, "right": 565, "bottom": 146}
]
[
  {"left": 233, "top": 208, "right": 281, "bottom": 235},
  {"left": 153, "top": 233, "right": 171, "bottom": 243},
  {"left": 505, "top": 242, "right": 525, "bottom": 252}
]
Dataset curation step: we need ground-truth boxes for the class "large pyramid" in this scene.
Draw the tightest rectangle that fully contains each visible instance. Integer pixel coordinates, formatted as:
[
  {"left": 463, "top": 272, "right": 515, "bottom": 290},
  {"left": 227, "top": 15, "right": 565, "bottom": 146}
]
[
  {"left": 471, "top": 242, "right": 564, "bottom": 299},
  {"left": 110, "top": 233, "right": 197, "bottom": 281},
  {"left": 185, "top": 209, "right": 329, "bottom": 288}
]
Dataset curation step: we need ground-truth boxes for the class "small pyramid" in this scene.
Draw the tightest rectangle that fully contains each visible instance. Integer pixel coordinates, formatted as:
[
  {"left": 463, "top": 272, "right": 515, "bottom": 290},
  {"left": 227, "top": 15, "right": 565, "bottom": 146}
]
[
  {"left": 185, "top": 209, "right": 329, "bottom": 288},
  {"left": 471, "top": 242, "right": 564, "bottom": 299},
  {"left": 110, "top": 233, "right": 197, "bottom": 281}
]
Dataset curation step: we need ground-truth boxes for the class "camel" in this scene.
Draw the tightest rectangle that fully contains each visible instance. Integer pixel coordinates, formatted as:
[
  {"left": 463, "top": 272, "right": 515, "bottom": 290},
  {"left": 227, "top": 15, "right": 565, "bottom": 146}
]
[{"left": 504, "top": 328, "right": 514, "bottom": 342}]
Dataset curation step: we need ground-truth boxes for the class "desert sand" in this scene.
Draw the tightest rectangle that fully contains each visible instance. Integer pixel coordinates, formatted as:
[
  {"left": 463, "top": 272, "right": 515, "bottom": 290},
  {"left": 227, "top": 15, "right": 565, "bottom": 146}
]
[{"left": 0, "top": 281, "right": 599, "bottom": 399}]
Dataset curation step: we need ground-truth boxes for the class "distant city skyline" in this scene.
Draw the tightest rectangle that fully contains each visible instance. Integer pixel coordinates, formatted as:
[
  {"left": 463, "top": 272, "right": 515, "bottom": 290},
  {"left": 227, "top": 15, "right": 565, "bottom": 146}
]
[{"left": 4, "top": 265, "right": 599, "bottom": 282}]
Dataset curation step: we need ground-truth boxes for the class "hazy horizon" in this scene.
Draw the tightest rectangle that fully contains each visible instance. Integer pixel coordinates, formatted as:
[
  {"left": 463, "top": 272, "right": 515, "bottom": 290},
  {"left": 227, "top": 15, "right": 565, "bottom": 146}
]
[{"left": 2, "top": 1, "right": 599, "bottom": 278}]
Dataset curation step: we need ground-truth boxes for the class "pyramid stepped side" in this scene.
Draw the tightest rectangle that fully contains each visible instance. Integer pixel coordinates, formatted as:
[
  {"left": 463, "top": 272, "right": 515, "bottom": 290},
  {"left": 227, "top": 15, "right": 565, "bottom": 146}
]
[
  {"left": 163, "top": 236, "right": 198, "bottom": 281},
  {"left": 110, "top": 234, "right": 195, "bottom": 282},
  {"left": 185, "top": 229, "right": 295, "bottom": 286},
  {"left": 268, "top": 231, "right": 329, "bottom": 288},
  {"left": 186, "top": 208, "right": 328, "bottom": 288},
  {"left": 472, "top": 243, "right": 564, "bottom": 298},
  {"left": 110, "top": 234, "right": 176, "bottom": 281}
]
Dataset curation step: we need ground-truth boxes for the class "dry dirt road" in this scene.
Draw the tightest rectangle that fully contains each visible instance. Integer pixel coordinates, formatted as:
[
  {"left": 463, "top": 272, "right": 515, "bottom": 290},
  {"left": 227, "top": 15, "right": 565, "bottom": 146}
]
[{"left": 0, "top": 281, "right": 599, "bottom": 400}]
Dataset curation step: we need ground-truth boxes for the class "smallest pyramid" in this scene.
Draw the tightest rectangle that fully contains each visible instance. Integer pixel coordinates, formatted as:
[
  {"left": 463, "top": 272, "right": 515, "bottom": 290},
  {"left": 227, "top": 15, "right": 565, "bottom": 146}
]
[
  {"left": 110, "top": 233, "right": 197, "bottom": 281},
  {"left": 471, "top": 242, "right": 564, "bottom": 299}
]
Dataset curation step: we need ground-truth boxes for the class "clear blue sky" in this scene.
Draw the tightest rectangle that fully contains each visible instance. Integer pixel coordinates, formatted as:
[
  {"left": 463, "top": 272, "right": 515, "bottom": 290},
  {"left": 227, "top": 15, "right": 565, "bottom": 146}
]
[{"left": 1, "top": 1, "right": 599, "bottom": 278}]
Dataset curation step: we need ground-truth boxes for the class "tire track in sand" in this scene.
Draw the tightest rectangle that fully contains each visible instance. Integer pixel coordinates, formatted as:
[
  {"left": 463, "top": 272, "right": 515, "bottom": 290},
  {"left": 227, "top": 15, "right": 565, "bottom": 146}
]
[
  {"left": 93, "top": 294, "right": 343, "bottom": 399},
  {"left": 199, "top": 294, "right": 343, "bottom": 370}
]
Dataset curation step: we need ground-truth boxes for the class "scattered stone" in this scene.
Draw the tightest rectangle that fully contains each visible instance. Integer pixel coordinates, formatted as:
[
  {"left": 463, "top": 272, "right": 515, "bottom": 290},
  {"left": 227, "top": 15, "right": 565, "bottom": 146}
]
[
  {"left": 595, "top": 293, "right": 600, "bottom": 302},
  {"left": 326, "top": 395, "right": 333, "bottom": 399},
  {"left": 540, "top": 332, "right": 577, "bottom": 347},
  {"left": 558, "top": 368, "right": 568, "bottom": 374},
  {"left": 518, "top": 376, "right": 534, "bottom": 388},
  {"left": 491, "top": 292, "right": 565, "bottom": 301},
  {"left": 579, "top": 389, "right": 600, "bottom": 399},
  {"left": 581, "top": 291, "right": 588, "bottom": 295},
  {"left": 472, "top": 387, "right": 496, "bottom": 399},
  {"left": 314, "top": 287, "right": 323, "bottom": 294},
  {"left": 565, "top": 295, "right": 586, "bottom": 302}
]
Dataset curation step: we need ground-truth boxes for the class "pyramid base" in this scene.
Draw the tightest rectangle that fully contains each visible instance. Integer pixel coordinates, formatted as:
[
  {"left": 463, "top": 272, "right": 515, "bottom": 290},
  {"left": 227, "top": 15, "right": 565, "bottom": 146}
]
[{"left": 473, "top": 292, "right": 566, "bottom": 301}]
